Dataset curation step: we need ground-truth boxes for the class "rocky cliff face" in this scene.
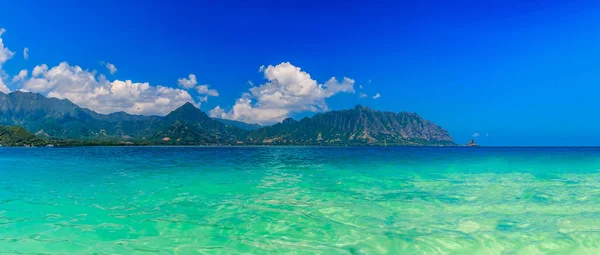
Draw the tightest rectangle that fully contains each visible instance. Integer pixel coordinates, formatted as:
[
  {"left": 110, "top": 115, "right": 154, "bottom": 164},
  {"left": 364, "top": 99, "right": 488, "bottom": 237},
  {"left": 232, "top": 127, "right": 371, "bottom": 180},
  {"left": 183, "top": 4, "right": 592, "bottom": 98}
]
[{"left": 248, "top": 105, "right": 454, "bottom": 145}]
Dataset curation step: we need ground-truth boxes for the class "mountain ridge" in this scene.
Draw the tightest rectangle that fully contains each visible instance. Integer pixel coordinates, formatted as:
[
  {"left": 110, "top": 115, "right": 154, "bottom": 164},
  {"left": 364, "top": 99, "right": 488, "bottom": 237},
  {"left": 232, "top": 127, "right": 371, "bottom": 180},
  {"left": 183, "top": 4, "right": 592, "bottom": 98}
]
[
  {"left": 0, "top": 91, "right": 455, "bottom": 146},
  {"left": 212, "top": 118, "right": 262, "bottom": 130},
  {"left": 247, "top": 105, "right": 454, "bottom": 146}
]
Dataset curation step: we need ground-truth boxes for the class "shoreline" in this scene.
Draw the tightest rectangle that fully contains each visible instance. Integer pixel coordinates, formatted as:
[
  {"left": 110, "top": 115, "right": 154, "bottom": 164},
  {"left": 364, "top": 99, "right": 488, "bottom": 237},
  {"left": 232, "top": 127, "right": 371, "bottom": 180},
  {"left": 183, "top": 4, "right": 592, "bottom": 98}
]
[{"left": 3, "top": 144, "right": 600, "bottom": 148}]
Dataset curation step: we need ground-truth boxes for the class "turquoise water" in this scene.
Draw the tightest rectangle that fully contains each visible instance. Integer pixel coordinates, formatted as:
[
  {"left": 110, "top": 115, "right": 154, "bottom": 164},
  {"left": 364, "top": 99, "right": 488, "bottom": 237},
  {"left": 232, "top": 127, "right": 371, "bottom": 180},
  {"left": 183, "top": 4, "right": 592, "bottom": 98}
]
[{"left": 2, "top": 147, "right": 600, "bottom": 254}]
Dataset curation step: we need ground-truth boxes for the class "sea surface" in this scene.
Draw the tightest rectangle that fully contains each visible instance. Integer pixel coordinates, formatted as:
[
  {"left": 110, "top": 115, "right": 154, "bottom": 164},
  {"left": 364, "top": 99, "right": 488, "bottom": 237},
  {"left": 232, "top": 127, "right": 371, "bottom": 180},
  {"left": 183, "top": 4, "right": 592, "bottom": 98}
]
[{"left": 2, "top": 147, "right": 600, "bottom": 254}]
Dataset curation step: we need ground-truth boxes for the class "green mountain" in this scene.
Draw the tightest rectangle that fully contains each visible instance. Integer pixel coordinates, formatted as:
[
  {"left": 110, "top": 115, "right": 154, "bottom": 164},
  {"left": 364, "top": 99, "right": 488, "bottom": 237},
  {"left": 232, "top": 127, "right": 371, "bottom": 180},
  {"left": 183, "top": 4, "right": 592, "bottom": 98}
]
[
  {"left": 0, "top": 91, "right": 455, "bottom": 146},
  {"left": 0, "top": 92, "right": 241, "bottom": 142},
  {"left": 149, "top": 102, "right": 246, "bottom": 144},
  {"left": 0, "top": 125, "right": 47, "bottom": 146},
  {"left": 0, "top": 91, "right": 162, "bottom": 139},
  {"left": 247, "top": 105, "right": 454, "bottom": 146},
  {"left": 213, "top": 118, "right": 262, "bottom": 130}
]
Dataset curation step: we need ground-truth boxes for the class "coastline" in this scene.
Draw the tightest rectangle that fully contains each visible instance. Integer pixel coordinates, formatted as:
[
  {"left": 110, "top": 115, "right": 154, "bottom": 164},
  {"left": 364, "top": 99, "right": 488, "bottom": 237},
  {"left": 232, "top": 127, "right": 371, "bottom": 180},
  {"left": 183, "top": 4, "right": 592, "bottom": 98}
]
[
  {"left": 0, "top": 143, "right": 459, "bottom": 148},
  {"left": 4, "top": 143, "right": 600, "bottom": 148}
]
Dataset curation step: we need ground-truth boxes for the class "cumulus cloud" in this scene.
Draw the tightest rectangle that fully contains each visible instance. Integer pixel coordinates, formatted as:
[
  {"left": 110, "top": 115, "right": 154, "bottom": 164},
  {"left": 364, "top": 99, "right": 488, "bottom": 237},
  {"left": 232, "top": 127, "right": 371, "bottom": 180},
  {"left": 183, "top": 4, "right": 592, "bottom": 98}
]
[
  {"left": 248, "top": 80, "right": 253, "bottom": 86},
  {"left": 12, "top": 69, "right": 27, "bottom": 83},
  {"left": 359, "top": 92, "right": 367, "bottom": 98},
  {"left": 210, "top": 62, "right": 355, "bottom": 124},
  {"left": 0, "top": 28, "right": 14, "bottom": 68},
  {"left": 258, "top": 65, "right": 265, "bottom": 72},
  {"left": 196, "top": 84, "right": 219, "bottom": 97},
  {"left": 372, "top": 93, "right": 381, "bottom": 99},
  {"left": 0, "top": 31, "right": 196, "bottom": 112},
  {"left": 0, "top": 75, "right": 8, "bottom": 93},
  {"left": 177, "top": 74, "right": 218, "bottom": 100},
  {"left": 105, "top": 62, "right": 117, "bottom": 74},
  {"left": 22, "top": 77, "right": 49, "bottom": 91},
  {"left": 473, "top": 133, "right": 480, "bottom": 137},
  {"left": 0, "top": 28, "right": 14, "bottom": 93},
  {"left": 324, "top": 77, "right": 355, "bottom": 95},
  {"left": 23, "top": 47, "right": 29, "bottom": 60},
  {"left": 209, "top": 105, "right": 225, "bottom": 117},
  {"left": 21, "top": 62, "right": 196, "bottom": 115},
  {"left": 32, "top": 64, "right": 48, "bottom": 77},
  {"left": 177, "top": 74, "right": 197, "bottom": 89}
]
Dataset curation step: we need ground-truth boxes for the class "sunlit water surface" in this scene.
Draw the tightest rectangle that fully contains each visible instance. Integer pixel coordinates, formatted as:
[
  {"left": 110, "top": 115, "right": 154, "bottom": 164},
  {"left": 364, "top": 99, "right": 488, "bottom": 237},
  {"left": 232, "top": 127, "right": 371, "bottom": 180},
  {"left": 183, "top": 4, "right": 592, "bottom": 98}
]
[{"left": 2, "top": 147, "right": 600, "bottom": 254}]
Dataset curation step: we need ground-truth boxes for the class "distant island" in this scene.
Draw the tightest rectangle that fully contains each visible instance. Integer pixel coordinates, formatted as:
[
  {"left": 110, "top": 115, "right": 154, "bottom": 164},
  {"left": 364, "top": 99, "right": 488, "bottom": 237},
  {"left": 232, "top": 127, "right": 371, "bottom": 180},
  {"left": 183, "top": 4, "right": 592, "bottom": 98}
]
[
  {"left": 467, "top": 139, "right": 480, "bottom": 147},
  {"left": 0, "top": 91, "right": 455, "bottom": 146}
]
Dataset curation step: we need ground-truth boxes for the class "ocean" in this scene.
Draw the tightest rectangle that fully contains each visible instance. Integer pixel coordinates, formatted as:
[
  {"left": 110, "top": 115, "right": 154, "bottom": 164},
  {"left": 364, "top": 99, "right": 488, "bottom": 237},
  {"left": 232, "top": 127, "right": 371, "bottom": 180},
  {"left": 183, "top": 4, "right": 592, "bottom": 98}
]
[{"left": 1, "top": 146, "right": 600, "bottom": 254}]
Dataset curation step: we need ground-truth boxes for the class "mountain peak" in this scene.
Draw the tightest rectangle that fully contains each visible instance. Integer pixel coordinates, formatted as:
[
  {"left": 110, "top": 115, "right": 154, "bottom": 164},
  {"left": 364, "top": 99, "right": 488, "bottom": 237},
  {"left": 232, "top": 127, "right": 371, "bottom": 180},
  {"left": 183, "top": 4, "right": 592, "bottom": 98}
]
[
  {"left": 165, "top": 101, "right": 212, "bottom": 123},
  {"left": 353, "top": 105, "right": 371, "bottom": 111},
  {"left": 281, "top": 118, "right": 298, "bottom": 125},
  {"left": 169, "top": 102, "right": 202, "bottom": 114},
  {"left": 179, "top": 102, "right": 197, "bottom": 109}
]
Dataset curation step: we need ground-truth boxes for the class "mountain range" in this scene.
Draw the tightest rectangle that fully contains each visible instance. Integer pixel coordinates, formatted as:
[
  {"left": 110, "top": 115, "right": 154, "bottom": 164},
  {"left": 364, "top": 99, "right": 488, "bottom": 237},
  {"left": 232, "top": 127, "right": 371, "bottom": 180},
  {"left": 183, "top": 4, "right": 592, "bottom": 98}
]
[{"left": 0, "top": 91, "right": 454, "bottom": 146}]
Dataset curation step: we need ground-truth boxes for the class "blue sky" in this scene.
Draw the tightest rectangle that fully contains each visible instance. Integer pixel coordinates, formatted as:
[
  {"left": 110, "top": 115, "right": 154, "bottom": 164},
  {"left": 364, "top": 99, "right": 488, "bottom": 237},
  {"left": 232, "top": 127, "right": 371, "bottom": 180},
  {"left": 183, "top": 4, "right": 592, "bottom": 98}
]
[{"left": 1, "top": 0, "right": 600, "bottom": 146}]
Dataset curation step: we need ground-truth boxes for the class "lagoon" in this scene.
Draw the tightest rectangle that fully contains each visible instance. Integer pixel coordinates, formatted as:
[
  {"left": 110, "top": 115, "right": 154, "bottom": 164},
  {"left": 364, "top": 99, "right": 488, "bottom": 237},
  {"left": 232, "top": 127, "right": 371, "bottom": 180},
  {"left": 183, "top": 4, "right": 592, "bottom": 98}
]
[{"left": 1, "top": 147, "right": 600, "bottom": 254}]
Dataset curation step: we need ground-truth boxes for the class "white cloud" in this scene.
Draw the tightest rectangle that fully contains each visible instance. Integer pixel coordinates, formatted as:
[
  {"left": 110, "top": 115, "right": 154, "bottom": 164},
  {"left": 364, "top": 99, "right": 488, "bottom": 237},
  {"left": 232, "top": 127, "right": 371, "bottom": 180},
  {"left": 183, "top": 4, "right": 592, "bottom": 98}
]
[
  {"left": 359, "top": 84, "right": 363, "bottom": 89},
  {"left": 105, "top": 62, "right": 117, "bottom": 74},
  {"left": 23, "top": 47, "right": 29, "bottom": 60},
  {"left": 177, "top": 74, "right": 197, "bottom": 89},
  {"left": 359, "top": 92, "right": 367, "bottom": 98},
  {"left": 258, "top": 65, "right": 265, "bottom": 72},
  {"left": 0, "top": 28, "right": 15, "bottom": 68},
  {"left": 248, "top": 80, "right": 253, "bottom": 86},
  {"left": 0, "top": 75, "right": 8, "bottom": 93},
  {"left": 178, "top": 75, "right": 219, "bottom": 99},
  {"left": 12, "top": 69, "right": 28, "bottom": 83},
  {"left": 21, "top": 62, "right": 196, "bottom": 115},
  {"left": 210, "top": 62, "right": 355, "bottom": 124},
  {"left": 473, "top": 133, "right": 480, "bottom": 137},
  {"left": 209, "top": 105, "right": 225, "bottom": 117},
  {"left": 195, "top": 84, "right": 219, "bottom": 97},
  {"left": 0, "top": 31, "right": 196, "bottom": 112},
  {"left": 372, "top": 93, "right": 381, "bottom": 99},
  {"left": 324, "top": 76, "right": 355, "bottom": 95},
  {"left": 0, "top": 28, "right": 14, "bottom": 93},
  {"left": 32, "top": 64, "right": 48, "bottom": 77},
  {"left": 23, "top": 77, "right": 49, "bottom": 91}
]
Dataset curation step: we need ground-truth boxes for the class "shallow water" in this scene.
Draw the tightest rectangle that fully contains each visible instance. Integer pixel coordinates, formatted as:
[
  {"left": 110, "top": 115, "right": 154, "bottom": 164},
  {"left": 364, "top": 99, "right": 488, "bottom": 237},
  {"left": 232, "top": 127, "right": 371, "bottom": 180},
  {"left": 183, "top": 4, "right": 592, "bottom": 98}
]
[{"left": 1, "top": 146, "right": 600, "bottom": 254}]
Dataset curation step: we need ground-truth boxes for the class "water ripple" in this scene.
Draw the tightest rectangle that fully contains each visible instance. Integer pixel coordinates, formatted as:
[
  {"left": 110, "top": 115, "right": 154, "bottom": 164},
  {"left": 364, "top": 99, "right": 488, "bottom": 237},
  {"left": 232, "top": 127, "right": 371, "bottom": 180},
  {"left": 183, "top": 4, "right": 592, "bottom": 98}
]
[{"left": 2, "top": 147, "right": 600, "bottom": 254}]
